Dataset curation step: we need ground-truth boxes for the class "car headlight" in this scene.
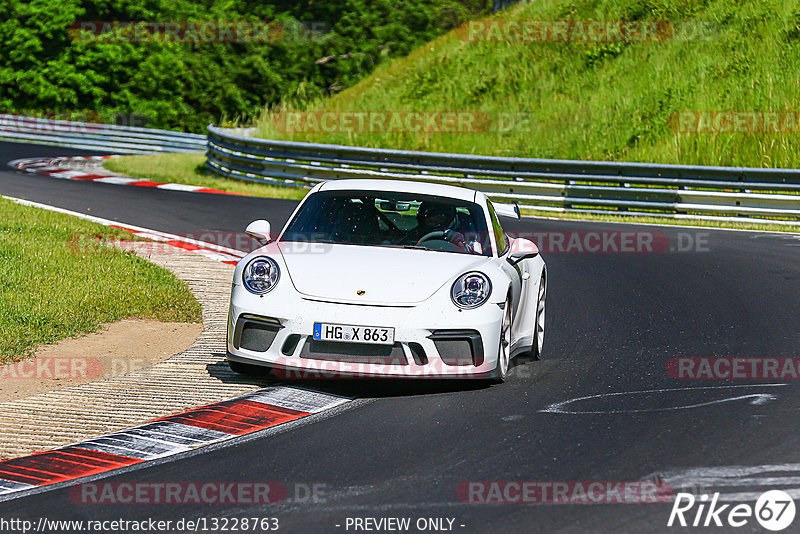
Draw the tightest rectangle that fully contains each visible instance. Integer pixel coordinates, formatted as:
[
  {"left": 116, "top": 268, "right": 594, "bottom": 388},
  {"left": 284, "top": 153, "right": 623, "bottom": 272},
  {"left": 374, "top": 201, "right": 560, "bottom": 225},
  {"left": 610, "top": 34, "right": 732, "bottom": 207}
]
[
  {"left": 451, "top": 272, "right": 492, "bottom": 309},
  {"left": 242, "top": 256, "right": 280, "bottom": 294}
]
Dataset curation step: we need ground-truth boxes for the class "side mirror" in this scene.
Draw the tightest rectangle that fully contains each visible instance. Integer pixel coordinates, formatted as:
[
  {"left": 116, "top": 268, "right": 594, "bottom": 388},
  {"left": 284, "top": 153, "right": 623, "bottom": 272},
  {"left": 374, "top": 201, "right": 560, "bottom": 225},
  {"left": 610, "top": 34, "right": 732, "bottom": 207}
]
[
  {"left": 493, "top": 202, "right": 521, "bottom": 220},
  {"left": 245, "top": 220, "right": 272, "bottom": 245},
  {"left": 507, "top": 237, "right": 539, "bottom": 265}
]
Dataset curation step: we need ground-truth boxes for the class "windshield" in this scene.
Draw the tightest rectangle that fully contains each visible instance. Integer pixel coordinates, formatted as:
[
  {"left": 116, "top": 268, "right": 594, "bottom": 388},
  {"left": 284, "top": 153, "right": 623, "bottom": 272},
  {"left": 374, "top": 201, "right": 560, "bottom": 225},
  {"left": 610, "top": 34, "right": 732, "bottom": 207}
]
[{"left": 281, "top": 190, "right": 492, "bottom": 256}]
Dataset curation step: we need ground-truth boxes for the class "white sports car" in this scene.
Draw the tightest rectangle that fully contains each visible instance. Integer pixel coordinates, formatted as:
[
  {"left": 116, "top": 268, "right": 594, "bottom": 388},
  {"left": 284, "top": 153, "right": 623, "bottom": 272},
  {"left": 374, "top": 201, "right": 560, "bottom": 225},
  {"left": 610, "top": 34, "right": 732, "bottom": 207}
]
[{"left": 226, "top": 179, "right": 546, "bottom": 382}]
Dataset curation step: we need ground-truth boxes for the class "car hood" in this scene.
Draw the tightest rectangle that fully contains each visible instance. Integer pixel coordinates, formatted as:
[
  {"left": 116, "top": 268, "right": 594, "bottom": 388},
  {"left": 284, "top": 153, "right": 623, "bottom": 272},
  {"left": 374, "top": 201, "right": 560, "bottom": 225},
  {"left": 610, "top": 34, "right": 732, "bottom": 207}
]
[{"left": 278, "top": 243, "right": 492, "bottom": 305}]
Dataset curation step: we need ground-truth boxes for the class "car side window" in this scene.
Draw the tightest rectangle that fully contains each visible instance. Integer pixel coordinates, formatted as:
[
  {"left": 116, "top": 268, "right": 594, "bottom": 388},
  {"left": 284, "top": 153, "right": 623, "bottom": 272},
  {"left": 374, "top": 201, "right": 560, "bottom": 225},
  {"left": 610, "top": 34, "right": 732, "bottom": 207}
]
[{"left": 487, "top": 201, "right": 508, "bottom": 255}]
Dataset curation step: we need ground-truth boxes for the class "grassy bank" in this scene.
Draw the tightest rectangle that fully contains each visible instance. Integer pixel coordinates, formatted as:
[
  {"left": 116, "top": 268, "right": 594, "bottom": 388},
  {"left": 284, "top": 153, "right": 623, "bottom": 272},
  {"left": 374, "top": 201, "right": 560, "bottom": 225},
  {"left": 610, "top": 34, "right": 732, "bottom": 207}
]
[
  {"left": 0, "top": 198, "right": 202, "bottom": 362},
  {"left": 251, "top": 0, "right": 800, "bottom": 169},
  {"left": 106, "top": 0, "right": 800, "bottom": 233}
]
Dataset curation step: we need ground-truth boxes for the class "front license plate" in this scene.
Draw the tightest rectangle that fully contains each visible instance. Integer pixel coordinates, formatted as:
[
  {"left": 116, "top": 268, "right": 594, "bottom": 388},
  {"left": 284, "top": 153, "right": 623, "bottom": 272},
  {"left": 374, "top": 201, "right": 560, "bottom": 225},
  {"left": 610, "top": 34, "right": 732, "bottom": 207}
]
[{"left": 313, "top": 323, "right": 394, "bottom": 345}]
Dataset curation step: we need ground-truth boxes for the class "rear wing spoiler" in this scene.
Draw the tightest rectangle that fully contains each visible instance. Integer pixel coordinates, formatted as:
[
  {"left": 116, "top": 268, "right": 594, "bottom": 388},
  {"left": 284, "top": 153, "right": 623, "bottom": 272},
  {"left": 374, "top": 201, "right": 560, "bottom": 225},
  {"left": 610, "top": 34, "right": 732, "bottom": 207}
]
[{"left": 493, "top": 202, "right": 521, "bottom": 220}]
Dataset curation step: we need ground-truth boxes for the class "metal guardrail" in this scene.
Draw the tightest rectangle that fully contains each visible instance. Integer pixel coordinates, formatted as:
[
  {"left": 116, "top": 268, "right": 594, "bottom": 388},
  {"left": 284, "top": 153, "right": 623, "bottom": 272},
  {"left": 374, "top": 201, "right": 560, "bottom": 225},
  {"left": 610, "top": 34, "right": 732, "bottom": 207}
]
[
  {"left": 0, "top": 114, "right": 206, "bottom": 154},
  {"left": 207, "top": 125, "right": 800, "bottom": 223}
]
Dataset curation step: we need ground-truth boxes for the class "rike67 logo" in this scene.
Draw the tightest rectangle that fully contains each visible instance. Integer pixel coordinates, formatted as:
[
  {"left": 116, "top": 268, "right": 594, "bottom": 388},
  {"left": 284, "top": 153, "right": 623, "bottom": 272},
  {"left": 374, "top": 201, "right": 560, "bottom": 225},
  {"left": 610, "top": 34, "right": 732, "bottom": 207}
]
[{"left": 668, "top": 490, "right": 796, "bottom": 531}]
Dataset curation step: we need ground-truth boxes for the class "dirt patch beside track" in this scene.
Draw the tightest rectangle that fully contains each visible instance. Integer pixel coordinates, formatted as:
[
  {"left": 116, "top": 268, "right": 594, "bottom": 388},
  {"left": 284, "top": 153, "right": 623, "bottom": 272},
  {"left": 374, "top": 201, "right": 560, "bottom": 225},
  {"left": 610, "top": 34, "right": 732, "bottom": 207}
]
[{"left": 0, "top": 320, "right": 202, "bottom": 403}]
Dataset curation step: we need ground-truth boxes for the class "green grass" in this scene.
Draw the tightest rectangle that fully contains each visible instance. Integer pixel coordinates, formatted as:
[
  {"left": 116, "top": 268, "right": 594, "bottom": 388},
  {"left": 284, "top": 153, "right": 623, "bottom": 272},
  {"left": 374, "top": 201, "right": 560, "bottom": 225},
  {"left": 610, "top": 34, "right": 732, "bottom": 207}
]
[
  {"left": 0, "top": 198, "right": 202, "bottom": 363},
  {"left": 250, "top": 0, "right": 800, "bottom": 169},
  {"left": 104, "top": 153, "right": 308, "bottom": 200}
]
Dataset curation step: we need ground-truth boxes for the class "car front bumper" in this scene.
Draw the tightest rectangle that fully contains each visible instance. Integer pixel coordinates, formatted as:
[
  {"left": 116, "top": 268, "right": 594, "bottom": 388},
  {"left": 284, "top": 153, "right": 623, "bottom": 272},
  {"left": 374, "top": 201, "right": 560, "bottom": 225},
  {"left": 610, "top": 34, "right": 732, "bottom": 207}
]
[{"left": 227, "top": 288, "right": 503, "bottom": 379}]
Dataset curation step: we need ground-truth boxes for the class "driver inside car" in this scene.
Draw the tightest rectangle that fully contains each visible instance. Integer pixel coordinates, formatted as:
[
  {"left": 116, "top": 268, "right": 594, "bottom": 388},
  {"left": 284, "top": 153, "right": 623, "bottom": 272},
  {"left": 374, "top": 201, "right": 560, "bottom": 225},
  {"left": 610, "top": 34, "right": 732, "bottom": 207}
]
[{"left": 406, "top": 202, "right": 471, "bottom": 251}]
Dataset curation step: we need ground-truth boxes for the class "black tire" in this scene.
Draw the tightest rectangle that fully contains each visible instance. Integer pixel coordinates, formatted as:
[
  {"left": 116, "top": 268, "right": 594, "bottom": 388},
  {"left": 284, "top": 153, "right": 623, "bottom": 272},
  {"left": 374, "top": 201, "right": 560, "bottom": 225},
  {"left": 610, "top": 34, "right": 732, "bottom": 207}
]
[
  {"left": 528, "top": 270, "right": 546, "bottom": 361},
  {"left": 228, "top": 359, "right": 271, "bottom": 376},
  {"left": 490, "top": 297, "right": 513, "bottom": 384},
  {"left": 523, "top": 271, "right": 547, "bottom": 361}
]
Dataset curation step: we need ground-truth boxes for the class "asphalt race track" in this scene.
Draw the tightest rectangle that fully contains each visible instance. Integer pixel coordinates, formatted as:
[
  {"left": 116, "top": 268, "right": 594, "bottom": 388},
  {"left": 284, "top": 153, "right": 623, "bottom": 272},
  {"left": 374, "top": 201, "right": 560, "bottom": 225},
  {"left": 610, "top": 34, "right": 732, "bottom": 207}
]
[{"left": 2, "top": 140, "right": 800, "bottom": 532}]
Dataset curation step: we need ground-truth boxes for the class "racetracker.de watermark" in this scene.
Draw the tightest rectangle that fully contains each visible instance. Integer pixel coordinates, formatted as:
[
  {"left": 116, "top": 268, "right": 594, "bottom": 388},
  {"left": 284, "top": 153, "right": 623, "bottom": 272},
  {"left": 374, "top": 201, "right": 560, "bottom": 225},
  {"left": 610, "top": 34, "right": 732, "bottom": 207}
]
[
  {"left": 457, "top": 19, "right": 722, "bottom": 43},
  {"left": 670, "top": 111, "right": 800, "bottom": 134},
  {"left": 69, "top": 231, "right": 263, "bottom": 256},
  {"left": 268, "top": 111, "right": 535, "bottom": 134},
  {"left": 514, "top": 230, "right": 709, "bottom": 254},
  {"left": 457, "top": 19, "right": 672, "bottom": 43},
  {"left": 1, "top": 111, "right": 150, "bottom": 132},
  {"left": 70, "top": 481, "right": 328, "bottom": 505},
  {"left": 69, "top": 21, "right": 286, "bottom": 43},
  {"left": 668, "top": 358, "right": 800, "bottom": 380},
  {"left": 269, "top": 359, "right": 471, "bottom": 379},
  {"left": 0, "top": 357, "right": 165, "bottom": 381},
  {"left": 71, "top": 230, "right": 711, "bottom": 256},
  {"left": 71, "top": 482, "right": 284, "bottom": 505},
  {"left": 457, "top": 481, "right": 673, "bottom": 504},
  {"left": 0, "top": 357, "right": 103, "bottom": 380}
]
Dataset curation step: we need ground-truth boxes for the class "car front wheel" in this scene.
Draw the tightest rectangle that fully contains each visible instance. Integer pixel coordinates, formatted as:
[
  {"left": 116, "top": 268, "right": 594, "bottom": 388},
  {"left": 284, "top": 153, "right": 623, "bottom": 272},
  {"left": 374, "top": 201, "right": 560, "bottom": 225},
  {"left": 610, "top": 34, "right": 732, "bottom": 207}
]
[
  {"left": 531, "top": 271, "right": 546, "bottom": 360},
  {"left": 491, "top": 298, "right": 512, "bottom": 383}
]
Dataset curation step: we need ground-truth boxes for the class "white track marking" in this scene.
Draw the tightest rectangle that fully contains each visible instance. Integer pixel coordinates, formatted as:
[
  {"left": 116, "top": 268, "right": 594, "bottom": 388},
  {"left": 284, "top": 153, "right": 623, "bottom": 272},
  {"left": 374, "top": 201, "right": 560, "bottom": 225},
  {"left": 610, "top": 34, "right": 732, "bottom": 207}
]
[
  {"left": 0, "top": 480, "right": 35, "bottom": 492},
  {"left": 1, "top": 195, "right": 246, "bottom": 259},
  {"left": 48, "top": 170, "right": 93, "bottom": 178},
  {"left": 156, "top": 183, "right": 205, "bottom": 191},
  {"left": 246, "top": 387, "right": 351, "bottom": 413},
  {"left": 0, "top": 386, "right": 355, "bottom": 496},
  {"left": 655, "top": 463, "right": 800, "bottom": 502},
  {"left": 9, "top": 156, "right": 235, "bottom": 196},
  {"left": 540, "top": 384, "right": 787, "bottom": 414},
  {"left": 93, "top": 176, "right": 142, "bottom": 185}
]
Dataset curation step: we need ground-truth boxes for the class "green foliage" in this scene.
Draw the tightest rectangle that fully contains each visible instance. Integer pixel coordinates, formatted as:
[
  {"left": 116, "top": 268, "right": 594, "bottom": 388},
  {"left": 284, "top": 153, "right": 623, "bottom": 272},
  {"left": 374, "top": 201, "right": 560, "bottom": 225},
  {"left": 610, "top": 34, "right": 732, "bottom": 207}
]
[
  {"left": 0, "top": 0, "right": 487, "bottom": 132},
  {"left": 253, "top": 0, "right": 800, "bottom": 168}
]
